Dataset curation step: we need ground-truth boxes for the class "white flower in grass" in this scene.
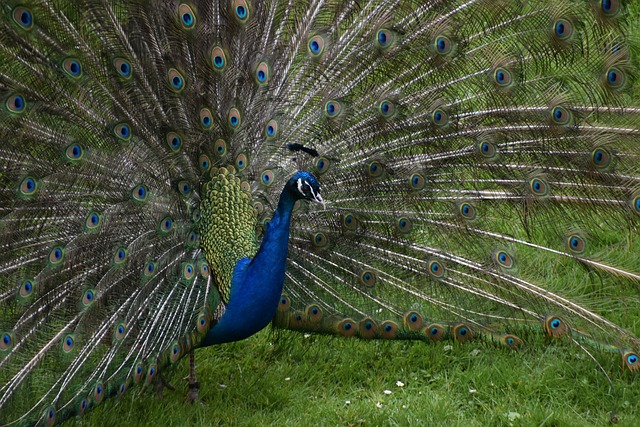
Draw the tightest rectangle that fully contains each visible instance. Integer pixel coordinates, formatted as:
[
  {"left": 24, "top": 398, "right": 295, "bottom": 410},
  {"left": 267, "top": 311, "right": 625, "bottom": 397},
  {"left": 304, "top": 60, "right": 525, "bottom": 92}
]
[
  {"left": 376, "top": 402, "right": 383, "bottom": 408},
  {"left": 396, "top": 381, "right": 404, "bottom": 387},
  {"left": 383, "top": 390, "right": 392, "bottom": 395}
]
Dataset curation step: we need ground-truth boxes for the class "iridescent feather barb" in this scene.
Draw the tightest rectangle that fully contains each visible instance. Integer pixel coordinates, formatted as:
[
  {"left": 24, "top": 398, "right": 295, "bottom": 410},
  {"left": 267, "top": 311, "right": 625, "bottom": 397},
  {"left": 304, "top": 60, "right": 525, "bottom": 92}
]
[{"left": 1, "top": 0, "right": 639, "bottom": 425}]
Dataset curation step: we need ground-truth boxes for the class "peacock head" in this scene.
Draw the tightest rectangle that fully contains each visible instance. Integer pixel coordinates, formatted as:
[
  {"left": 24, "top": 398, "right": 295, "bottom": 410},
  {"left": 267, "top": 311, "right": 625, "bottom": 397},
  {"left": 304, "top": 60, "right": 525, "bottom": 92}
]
[{"left": 287, "top": 171, "right": 323, "bottom": 204}]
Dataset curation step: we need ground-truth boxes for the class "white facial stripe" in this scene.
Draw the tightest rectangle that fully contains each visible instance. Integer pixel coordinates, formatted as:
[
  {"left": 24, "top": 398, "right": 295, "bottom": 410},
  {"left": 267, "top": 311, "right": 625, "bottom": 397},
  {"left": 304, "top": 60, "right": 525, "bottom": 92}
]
[
  {"left": 307, "top": 183, "right": 317, "bottom": 199},
  {"left": 306, "top": 181, "right": 325, "bottom": 206},
  {"left": 297, "top": 178, "right": 304, "bottom": 195}
]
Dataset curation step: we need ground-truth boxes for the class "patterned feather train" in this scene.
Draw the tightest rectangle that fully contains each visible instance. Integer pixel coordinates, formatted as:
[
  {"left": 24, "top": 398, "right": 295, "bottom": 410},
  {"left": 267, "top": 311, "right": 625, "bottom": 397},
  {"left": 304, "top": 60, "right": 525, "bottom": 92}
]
[{"left": 1, "top": 0, "right": 639, "bottom": 425}]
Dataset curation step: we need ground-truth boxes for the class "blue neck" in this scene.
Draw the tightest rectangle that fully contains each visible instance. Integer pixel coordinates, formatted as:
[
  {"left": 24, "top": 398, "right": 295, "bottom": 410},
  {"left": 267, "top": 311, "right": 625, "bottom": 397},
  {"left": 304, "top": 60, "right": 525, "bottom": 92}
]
[{"left": 202, "top": 189, "right": 296, "bottom": 346}]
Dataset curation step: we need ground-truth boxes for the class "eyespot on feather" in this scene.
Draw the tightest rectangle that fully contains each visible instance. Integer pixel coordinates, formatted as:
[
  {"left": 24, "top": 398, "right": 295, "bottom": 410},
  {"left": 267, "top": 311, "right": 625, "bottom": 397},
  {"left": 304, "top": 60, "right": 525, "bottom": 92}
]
[
  {"left": 566, "top": 234, "right": 586, "bottom": 254},
  {"left": 235, "top": 153, "right": 248, "bottom": 171},
  {"left": 590, "top": 147, "right": 613, "bottom": 170},
  {"left": 409, "top": 173, "right": 426, "bottom": 191},
  {"left": 478, "top": 141, "right": 498, "bottom": 159},
  {"left": 256, "top": 61, "right": 270, "bottom": 85},
  {"left": 65, "top": 143, "right": 84, "bottom": 161},
  {"left": 63, "top": 58, "right": 83, "bottom": 78},
  {"left": 1, "top": 332, "right": 14, "bottom": 351},
  {"left": 228, "top": 108, "right": 242, "bottom": 129},
  {"left": 544, "top": 315, "right": 569, "bottom": 338},
  {"left": 458, "top": 201, "right": 477, "bottom": 221},
  {"left": 431, "top": 108, "right": 448, "bottom": 127},
  {"left": 167, "top": 68, "right": 185, "bottom": 92},
  {"left": 82, "top": 289, "right": 95, "bottom": 307},
  {"left": 131, "top": 184, "right": 149, "bottom": 202},
  {"left": 494, "top": 250, "right": 515, "bottom": 269},
  {"left": 342, "top": 212, "right": 358, "bottom": 230},
  {"left": 552, "top": 18, "right": 574, "bottom": 41},
  {"left": 359, "top": 270, "right": 376, "bottom": 288},
  {"left": 424, "top": 324, "right": 445, "bottom": 342},
  {"left": 529, "top": 177, "right": 549, "bottom": 196},
  {"left": 179, "top": 4, "right": 196, "bottom": 29},
  {"left": 434, "top": 34, "right": 454, "bottom": 55},
  {"left": 453, "top": 324, "right": 474, "bottom": 343},
  {"left": 378, "top": 99, "right": 397, "bottom": 118},
  {"left": 114, "top": 247, "right": 127, "bottom": 265},
  {"left": 49, "top": 246, "right": 65, "bottom": 265},
  {"left": 324, "top": 100, "right": 342, "bottom": 118},
  {"left": 375, "top": 28, "right": 396, "bottom": 49},
  {"left": 200, "top": 108, "right": 213, "bottom": 129},
  {"left": 213, "top": 139, "right": 228, "bottom": 157},
  {"left": 44, "top": 407, "right": 56, "bottom": 427},
  {"left": 114, "top": 123, "right": 131, "bottom": 141},
  {"left": 278, "top": 294, "right": 291, "bottom": 312},
  {"left": 19, "top": 279, "right": 35, "bottom": 299},
  {"left": 368, "top": 161, "right": 384, "bottom": 178},
  {"left": 85, "top": 211, "right": 102, "bottom": 232},
  {"left": 550, "top": 105, "right": 571, "bottom": 126},
  {"left": 502, "top": 334, "right": 523, "bottom": 349},
  {"left": 114, "top": 58, "right": 132, "bottom": 79},
  {"left": 265, "top": 119, "right": 278, "bottom": 139},
  {"left": 308, "top": 35, "right": 326, "bottom": 57},
  {"left": 427, "top": 259, "right": 445, "bottom": 278},
  {"left": 261, "top": 170, "right": 274, "bottom": 187},
  {"left": 380, "top": 321, "right": 399, "bottom": 339},
  {"left": 404, "top": 311, "right": 424, "bottom": 331},
  {"left": 233, "top": 0, "right": 250, "bottom": 23},
  {"left": 114, "top": 322, "right": 126, "bottom": 341},
  {"left": 359, "top": 318, "right": 378, "bottom": 338},
  {"left": 622, "top": 351, "right": 639, "bottom": 373},
  {"left": 211, "top": 47, "right": 227, "bottom": 71},
  {"left": 306, "top": 304, "right": 323, "bottom": 323},
  {"left": 315, "top": 157, "right": 329, "bottom": 174},
  {"left": 396, "top": 217, "right": 412, "bottom": 234},
  {"left": 166, "top": 132, "right": 182, "bottom": 152},
  {"left": 312, "top": 232, "right": 328, "bottom": 248},
  {"left": 19, "top": 176, "right": 38, "bottom": 196},
  {"left": 12, "top": 7, "right": 33, "bottom": 31},
  {"left": 6, "top": 94, "right": 26, "bottom": 113},
  {"left": 337, "top": 318, "right": 357, "bottom": 337},
  {"left": 62, "top": 334, "right": 75, "bottom": 353}
]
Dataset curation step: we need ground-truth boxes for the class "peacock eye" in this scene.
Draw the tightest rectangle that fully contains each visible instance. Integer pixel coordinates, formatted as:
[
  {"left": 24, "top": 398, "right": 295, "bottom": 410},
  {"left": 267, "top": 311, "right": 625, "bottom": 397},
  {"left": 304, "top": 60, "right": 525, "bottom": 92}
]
[
  {"left": 308, "top": 35, "right": 326, "bottom": 57},
  {"left": 168, "top": 69, "right": 185, "bottom": 92},
  {"left": 13, "top": 7, "right": 33, "bottom": 30},
  {"left": 7, "top": 94, "right": 26, "bottom": 113},
  {"left": 179, "top": 4, "right": 196, "bottom": 29},
  {"left": 114, "top": 58, "right": 132, "bottom": 78},
  {"left": 434, "top": 35, "right": 453, "bottom": 54}
]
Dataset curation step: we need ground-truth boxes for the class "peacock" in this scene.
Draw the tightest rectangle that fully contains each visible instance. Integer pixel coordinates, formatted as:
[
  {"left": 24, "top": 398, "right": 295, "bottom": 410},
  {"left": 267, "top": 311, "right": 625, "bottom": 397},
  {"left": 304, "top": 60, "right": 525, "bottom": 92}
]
[{"left": 1, "top": 0, "right": 639, "bottom": 425}]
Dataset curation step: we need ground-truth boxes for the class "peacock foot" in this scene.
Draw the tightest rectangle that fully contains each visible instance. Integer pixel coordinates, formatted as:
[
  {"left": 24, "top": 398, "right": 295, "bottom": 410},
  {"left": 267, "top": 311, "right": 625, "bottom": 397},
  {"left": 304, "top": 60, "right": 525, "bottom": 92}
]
[{"left": 186, "top": 381, "right": 203, "bottom": 404}]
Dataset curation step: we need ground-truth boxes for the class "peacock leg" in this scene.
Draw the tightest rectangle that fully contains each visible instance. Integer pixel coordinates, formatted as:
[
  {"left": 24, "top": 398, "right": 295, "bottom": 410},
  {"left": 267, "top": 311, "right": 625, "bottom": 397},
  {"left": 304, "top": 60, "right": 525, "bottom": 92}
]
[
  {"left": 155, "top": 372, "right": 176, "bottom": 398},
  {"left": 186, "top": 351, "right": 201, "bottom": 404}
]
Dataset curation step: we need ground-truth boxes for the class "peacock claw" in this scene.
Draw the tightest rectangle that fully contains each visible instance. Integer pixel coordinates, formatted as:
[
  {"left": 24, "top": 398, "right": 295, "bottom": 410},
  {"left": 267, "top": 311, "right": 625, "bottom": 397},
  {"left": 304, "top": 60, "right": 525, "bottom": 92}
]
[{"left": 186, "top": 381, "right": 203, "bottom": 404}]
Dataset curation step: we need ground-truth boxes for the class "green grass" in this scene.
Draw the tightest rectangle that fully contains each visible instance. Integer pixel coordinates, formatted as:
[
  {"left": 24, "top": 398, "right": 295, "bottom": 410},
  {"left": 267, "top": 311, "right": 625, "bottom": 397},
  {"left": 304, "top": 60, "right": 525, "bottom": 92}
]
[{"left": 76, "top": 328, "right": 639, "bottom": 427}]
